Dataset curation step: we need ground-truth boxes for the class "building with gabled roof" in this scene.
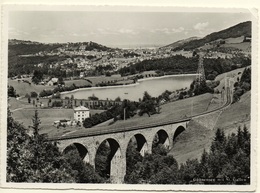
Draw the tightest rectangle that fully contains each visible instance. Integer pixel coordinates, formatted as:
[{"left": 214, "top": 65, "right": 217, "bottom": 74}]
[{"left": 47, "top": 77, "right": 58, "bottom": 86}]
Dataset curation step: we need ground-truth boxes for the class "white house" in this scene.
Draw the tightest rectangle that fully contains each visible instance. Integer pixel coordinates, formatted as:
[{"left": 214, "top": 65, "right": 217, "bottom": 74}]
[
  {"left": 74, "top": 106, "right": 90, "bottom": 123},
  {"left": 47, "top": 78, "right": 58, "bottom": 86}
]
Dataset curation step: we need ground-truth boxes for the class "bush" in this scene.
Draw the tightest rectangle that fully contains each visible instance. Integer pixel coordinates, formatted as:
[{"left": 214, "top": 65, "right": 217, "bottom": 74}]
[
  {"left": 207, "top": 74, "right": 216, "bottom": 80},
  {"left": 233, "top": 88, "right": 244, "bottom": 103},
  {"left": 207, "top": 80, "right": 220, "bottom": 89},
  {"left": 52, "top": 101, "right": 62, "bottom": 107},
  {"left": 232, "top": 67, "right": 251, "bottom": 103},
  {"left": 25, "top": 93, "right": 30, "bottom": 98},
  {"left": 241, "top": 82, "right": 251, "bottom": 91},
  {"left": 30, "top": 92, "right": 38, "bottom": 98}
]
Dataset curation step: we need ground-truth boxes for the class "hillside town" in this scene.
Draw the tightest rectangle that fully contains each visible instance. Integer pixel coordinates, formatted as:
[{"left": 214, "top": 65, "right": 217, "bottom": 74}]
[{"left": 9, "top": 33, "right": 251, "bottom": 82}]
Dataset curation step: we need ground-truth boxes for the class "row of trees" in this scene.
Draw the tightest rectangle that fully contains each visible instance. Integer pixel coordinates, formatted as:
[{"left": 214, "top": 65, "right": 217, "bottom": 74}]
[{"left": 83, "top": 91, "right": 159, "bottom": 128}]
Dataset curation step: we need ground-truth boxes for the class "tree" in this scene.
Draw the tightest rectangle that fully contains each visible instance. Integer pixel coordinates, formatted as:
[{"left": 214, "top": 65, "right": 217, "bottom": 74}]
[
  {"left": 125, "top": 144, "right": 179, "bottom": 184},
  {"left": 138, "top": 91, "right": 157, "bottom": 117},
  {"left": 28, "top": 96, "right": 31, "bottom": 104},
  {"left": 27, "top": 110, "right": 76, "bottom": 182},
  {"left": 124, "top": 142, "right": 143, "bottom": 183},
  {"left": 115, "top": 96, "right": 121, "bottom": 102},
  {"left": 30, "top": 91, "right": 38, "bottom": 98},
  {"left": 192, "top": 80, "right": 214, "bottom": 96},
  {"left": 8, "top": 85, "right": 16, "bottom": 97},
  {"left": 64, "top": 148, "right": 102, "bottom": 183},
  {"left": 179, "top": 159, "right": 200, "bottom": 184},
  {"left": 120, "top": 100, "right": 138, "bottom": 120},
  {"left": 207, "top": 74, "right": 216, "bottom": 80},
  {"left": 232, "top": 68, "right": 251, "bottom": 103},
  {"left": 105, "top": 71, "right": 111, "bottom": 77},
  {"left": 7, "top": 109, "right": 31, "bottom": 182},
  {"left": 95, "top": 142, "right": 111, "bottom": 180},
  {"left": 48, "top": 98, "right": 52, "bottom": 107},
  {"left": 7, "top": 110, "right": 76, "bottom": 182},
  {"left": 88, "top": 94, "right": 99, "bottom": 101},
  {"left": 32, "top": 70, "right": 43, "bottom": 84},
  {"left": 58, "top": 76, "right": 65, "bottom": 85}
]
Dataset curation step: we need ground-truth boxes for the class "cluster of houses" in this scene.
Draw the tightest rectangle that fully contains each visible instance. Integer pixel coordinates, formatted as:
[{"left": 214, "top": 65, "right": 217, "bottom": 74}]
[
  {"left": 37, "top": 77, "right": 60, "bottom": 86},
  {"left": 24, "top": 42, "right": 186, "bottom": 80}
]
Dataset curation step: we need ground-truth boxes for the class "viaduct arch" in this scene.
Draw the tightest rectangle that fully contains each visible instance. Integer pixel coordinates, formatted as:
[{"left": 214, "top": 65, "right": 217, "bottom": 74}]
[{"left": 56, "top": 121, "right": 188, "bottom": 183}]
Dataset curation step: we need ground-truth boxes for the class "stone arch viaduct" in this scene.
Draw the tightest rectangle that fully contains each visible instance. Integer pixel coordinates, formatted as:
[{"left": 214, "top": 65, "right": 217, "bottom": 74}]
[{"left": 52, "top": 119, "right": 189, "bottom": 184}]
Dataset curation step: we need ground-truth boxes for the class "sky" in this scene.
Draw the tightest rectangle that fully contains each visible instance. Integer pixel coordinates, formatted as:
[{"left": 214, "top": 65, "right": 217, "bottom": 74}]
[{"left": 8, "top": 11, "right": 252, "bottom": 48}]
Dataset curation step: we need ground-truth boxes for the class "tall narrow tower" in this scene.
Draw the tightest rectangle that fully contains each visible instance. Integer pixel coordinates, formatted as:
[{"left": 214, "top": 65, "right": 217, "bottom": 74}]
[{"left": 196, "top": 53, "right": 206, "bottom": 84}]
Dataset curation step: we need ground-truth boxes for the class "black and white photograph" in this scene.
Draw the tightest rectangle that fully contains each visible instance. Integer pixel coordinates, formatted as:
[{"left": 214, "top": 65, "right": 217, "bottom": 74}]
[{"left": 0, "top": 3, "right": 258, "bottom": 192}]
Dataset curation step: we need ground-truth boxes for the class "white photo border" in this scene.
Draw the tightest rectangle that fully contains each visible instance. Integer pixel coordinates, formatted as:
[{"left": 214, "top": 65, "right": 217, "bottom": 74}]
[{"left": 0, "top": 3, "right": 258, "bottom": 192}]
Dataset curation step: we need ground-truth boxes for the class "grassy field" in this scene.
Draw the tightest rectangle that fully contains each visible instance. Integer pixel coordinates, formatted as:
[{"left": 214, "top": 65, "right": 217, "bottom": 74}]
[
  {"left": 93, "top": 93, "right": 215, "bottom": 129},
  {"left": 64, "top": 79, "right": 92, "bottom": 87},
  {"left": 48, "top": 93, "right": 215, "bottom": 138},
  {"left": 169, "top": 120, "right": 213, "bottom": 163},
  {"left": 9, "top": 97, "right": 32, "bottom": 111},
  {"left": 215, "top": 91, "right": 251, "bottom": 130},
  {"left": 206, "top": 94, "right": 225, "bottom": 111},
  {"left": 8, "top": 75, "right": 131, "bottom": 97},
  {"left": 222, "top": 42, "right": 251, "bottom": 52},
  {"left": 170, "top": 90, "right": 251, "bottom": 164},
  {"left": 11, "top": 104, "right": 104, "bottom": 133},
  {"left": 8, "top": 78, "right": 55, "bottom": 97},
  {"left": 12, "top": 108, "right": 74, "bottom": 129}
]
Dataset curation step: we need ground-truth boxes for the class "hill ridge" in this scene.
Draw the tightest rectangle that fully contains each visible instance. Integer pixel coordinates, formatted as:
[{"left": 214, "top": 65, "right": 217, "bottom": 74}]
[{"left": 172, "top": 21, "right": 251, "bottom": 51}]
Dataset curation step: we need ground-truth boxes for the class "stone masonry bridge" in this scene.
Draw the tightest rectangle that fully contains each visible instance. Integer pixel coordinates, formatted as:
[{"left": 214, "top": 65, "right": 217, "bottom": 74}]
[{"left": 50, "top": 119, "right": 189, "bottom": 184}]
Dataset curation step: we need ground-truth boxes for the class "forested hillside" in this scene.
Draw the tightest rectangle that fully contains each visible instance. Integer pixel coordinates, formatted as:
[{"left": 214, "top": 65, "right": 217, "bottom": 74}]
[
  {"left": 8, "top": 40, "right": 114, "bottom": 77},
  {"left": 119, "top": 54, "right": 251, "bottom": 80}
]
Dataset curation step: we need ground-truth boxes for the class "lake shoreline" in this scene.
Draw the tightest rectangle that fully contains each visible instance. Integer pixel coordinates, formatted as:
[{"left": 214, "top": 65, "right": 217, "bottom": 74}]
[{"left": 60, "top": 74, "right": 198, "bottom": 100}]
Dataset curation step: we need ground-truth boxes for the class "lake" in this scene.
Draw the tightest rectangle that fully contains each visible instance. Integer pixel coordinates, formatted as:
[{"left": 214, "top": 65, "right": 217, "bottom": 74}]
[{"left": 61, "top": 74, "right": 197, "bottom": 101}]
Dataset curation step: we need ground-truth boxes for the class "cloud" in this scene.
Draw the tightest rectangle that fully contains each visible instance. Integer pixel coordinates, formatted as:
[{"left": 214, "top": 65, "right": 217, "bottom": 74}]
[
  {"left": 96, "top": 28, "right": 118, "bottom": 35},
  {"left": 118, "top": 28, "right": 138, "bottom": 35},
  {"left": 9, "top": 27, "right": 29, "bottom": 36},
  {"left": 72, "top": 33, "right": 79, "bottom": 37},
  {"left": 171, "top": 27, "right": 184, "bottom": 33},
  {"left": 150, "top": 27, "right": 185, "bottom": 34},
  {"left": 193, "top": 22, "right": 209, "bottom": 31}
]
